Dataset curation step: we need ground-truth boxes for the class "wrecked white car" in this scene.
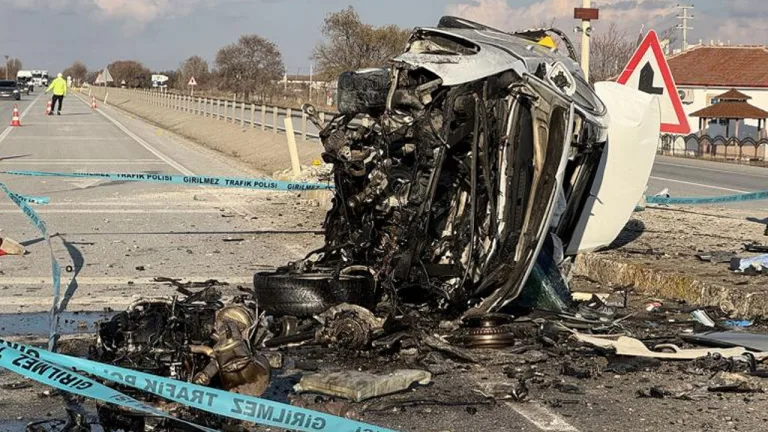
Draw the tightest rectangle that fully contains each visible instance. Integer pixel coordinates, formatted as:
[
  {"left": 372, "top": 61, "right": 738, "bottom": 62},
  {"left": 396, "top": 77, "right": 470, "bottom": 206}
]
[{"left": 255, "top": 16, "right": 660, "bottom": 318}]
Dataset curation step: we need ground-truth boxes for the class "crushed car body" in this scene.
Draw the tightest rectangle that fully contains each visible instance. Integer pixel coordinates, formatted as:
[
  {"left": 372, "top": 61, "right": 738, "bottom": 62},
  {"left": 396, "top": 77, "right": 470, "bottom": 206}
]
[{"left": 256, "top": 16, "right": 660, "bottom": 318}]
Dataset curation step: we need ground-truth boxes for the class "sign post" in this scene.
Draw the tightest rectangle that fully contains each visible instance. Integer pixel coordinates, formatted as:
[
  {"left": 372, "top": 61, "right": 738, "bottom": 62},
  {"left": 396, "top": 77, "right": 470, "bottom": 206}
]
[
  {"left": 188, "top": 76, "right": 197, "bottom": 96},
  {"left": 617, "top": 31, "right": 690, "bottom": 134}
]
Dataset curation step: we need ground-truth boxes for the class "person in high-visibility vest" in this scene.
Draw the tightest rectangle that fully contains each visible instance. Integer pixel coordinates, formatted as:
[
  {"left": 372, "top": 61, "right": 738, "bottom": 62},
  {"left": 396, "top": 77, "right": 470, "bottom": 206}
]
[
  {"left": 0, "top": 236, "right": 25, "bottom": 256},
  {"left": 46, "top": 73, "right": 68, "bottom": 116}
]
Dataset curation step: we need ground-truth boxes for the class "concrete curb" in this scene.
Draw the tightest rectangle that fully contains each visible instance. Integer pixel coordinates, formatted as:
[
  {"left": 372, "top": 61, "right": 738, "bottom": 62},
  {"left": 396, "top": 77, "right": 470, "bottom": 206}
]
[{"left": 574, "top": 254, "right": 768, "bottom": 319}]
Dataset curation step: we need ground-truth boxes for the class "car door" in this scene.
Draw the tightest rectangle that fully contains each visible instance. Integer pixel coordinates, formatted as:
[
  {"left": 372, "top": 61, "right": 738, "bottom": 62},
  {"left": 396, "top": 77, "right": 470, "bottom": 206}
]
[{"left": 565, "top": 82, "right": 661, "bottom": 255}]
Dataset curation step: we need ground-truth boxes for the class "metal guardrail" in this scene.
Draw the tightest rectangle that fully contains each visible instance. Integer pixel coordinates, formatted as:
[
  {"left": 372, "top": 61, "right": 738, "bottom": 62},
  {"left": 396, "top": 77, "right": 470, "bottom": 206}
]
[
  {"left": 658, "top": 133, "right": 768, "bottom": 165},
  {"left": 85, "top": 87, "right": 329, "bottom": 142}
]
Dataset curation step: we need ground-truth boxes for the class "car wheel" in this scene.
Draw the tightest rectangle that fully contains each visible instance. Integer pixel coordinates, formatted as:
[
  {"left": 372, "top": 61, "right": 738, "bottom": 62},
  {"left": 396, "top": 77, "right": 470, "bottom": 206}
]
[{"left": 253, "top": 271, "right": 374, "bottom": 317}]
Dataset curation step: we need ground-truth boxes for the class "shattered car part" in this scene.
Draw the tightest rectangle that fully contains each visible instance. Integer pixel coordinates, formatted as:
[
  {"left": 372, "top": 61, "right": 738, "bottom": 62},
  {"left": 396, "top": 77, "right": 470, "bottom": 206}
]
[
  {"left": 573, "top": 334, "right": 768, "bottom": 360},
  {"left": 682, "top": 332, "right": 768, "bottom": 352},
  {"left": 253, "top": 271, "right": 374, "bottom": 318},
  {"left": 454, "top": 313, "right": 517, "bottom": 348},
  {"left": 294, "top": 369, "right": 432, "bottom": 402},
  {"left": 256, "top": 16, "right": 659, "bottom": 318},
  {"left": 91, "top": 287, "right": 271, "bottom": 429},
  {"left": 315, "top": 303, "right": 385, "bottom": 350}
]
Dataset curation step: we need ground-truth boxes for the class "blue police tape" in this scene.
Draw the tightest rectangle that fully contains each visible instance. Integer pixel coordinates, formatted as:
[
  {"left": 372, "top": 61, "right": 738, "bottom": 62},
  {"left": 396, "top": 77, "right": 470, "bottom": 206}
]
[
  {"left": 0, "top": 339, "right": 398, "bottom": 432},
  {"left": 646, "top": 189, "right": 768, "bottom": 205},
  {"left": 1, "top": 170, "right": 335, "bottom": 192},
  {"left": 0, "top": 181, "right": 61, "bottom": 351},
  {"left": 0, "top": 342, "right": 217, "bottom": 431}
]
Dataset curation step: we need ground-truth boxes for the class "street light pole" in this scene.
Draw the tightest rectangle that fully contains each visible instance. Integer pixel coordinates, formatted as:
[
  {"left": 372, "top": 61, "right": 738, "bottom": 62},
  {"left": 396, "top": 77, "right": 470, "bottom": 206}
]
[{"left": 574, "top": 1, "right": 600, "bottom": 82}]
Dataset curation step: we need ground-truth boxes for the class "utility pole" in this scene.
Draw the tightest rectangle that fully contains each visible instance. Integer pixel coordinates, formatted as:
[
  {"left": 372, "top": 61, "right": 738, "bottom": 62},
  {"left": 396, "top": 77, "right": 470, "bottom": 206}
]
[
  {"left": 309, "top": 63, "right": 313, "bottom": 103},
  {"left": 676, "top": 4, "right": 694, "bottom": 52},
  {"left": 4, "top": 56, "right": 8, "bottom": 80},
  {"left": 574, "top": 0, "right": 599, "bottom": 82}
]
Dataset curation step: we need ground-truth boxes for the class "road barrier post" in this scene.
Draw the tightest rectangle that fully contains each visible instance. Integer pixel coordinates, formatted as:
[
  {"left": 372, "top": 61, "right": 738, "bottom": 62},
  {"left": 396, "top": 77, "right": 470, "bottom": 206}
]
[
  {"left": 272, "top": 107, "right": 278, "bottom": 134},
  {"left": 284, "top": 116, "right": 302, "bottom": 178},
  {"left": 286, "top": 108, "right": 292, "bottom": 132},
  {"left": 241, "top": 102, "right": 245, "bottom": 126},
  {"left": 216, "top": 99, "right": 221, "bottom": 120},
  {"left": 261, "top": 105, "right": 266, "bottom": 131},
  {"left": 231, "top": 96, "right": 237, "bottom": 124},
  {"left": 250, "top": 104, "right": 255, "bottom": 128}
]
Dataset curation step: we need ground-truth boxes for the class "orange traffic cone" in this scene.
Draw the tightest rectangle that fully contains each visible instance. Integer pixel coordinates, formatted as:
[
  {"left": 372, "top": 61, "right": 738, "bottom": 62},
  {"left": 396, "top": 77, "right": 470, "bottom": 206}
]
[
  {"left": 91, "top": 97, "right": 97, "bottom": 109},
  {"left": 10, "top": 105, "right": 20, "bottom": 127},
  {"left": 0, "top": 236, "right": 25, "bottom": 256},
  {"left": 45, "top": 100, "right": 52, "bottom": 115}
]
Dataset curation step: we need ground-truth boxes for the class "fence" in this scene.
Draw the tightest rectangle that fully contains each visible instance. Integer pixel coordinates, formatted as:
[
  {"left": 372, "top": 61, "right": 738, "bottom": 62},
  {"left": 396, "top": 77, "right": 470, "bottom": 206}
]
[
  {"left": 84, "top": 87, "right": 337, "bottom": 142},
  {"left": 658, "top": 133, "right": 768, "bottom": 165}
]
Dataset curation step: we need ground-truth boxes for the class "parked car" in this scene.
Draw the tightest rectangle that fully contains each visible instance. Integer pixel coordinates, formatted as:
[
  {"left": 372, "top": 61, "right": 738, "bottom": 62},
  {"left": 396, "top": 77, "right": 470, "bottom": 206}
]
[
  {"left": 0, "top": 80, "right": 24, "bottom": 100},
  {"left": 254, "top": 16, "right": 661, "bottom": 319}
]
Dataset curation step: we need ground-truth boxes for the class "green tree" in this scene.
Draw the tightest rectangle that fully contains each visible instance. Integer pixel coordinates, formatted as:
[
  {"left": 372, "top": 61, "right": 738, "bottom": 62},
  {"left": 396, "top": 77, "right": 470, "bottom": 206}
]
[{"left": 312, "top": 7, "right": 411, "bottom": 80}]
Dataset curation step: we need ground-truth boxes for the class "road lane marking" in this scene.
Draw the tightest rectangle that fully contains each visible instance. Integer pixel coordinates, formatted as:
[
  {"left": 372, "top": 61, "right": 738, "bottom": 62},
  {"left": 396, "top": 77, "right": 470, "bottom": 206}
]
[
  {"left": 656, "top": 161, "right": 768, "bottom": 178},
  {"left": 0, "top": 93, "right": 43, "bottom": 144},
  {"left": 0, "top": 209, "right": 224, "bottom": 214},
  {"left": 74, "top": 93, "right": 256, "bottom": 218},
  {"left": 7, "top": 136, "right": 132, "bottom": 140},
  {"left": 506, "top": 402, "right": 579, "bottom": 432},
  {"left": 0, "top": 160, "right": 167, "bottom": 165},
  {"left": 75, "top": 95, "right": 194, "bottom": 175},
  {"left": 0, "top": 276, "right": 252, "bottom": 286},
  {"left": 649, "top": 176, "right": 747, "bottom": 193}
]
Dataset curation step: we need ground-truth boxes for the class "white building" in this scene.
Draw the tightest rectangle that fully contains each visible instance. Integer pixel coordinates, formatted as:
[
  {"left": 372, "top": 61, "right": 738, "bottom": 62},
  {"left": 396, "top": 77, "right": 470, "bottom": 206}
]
[{"left": 668, "top": 45, "right": 768, "bottom": 139}]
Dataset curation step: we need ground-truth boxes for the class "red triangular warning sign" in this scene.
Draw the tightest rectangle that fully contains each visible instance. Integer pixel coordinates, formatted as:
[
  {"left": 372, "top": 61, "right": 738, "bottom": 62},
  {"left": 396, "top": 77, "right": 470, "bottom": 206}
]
[{"left": 617, "top": 30, "right": 690, "bottom": 134}]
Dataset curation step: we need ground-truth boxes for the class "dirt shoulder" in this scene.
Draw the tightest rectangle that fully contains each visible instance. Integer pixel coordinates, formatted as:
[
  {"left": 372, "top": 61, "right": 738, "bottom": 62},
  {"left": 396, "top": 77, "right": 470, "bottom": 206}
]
[{"left": 576, "top": 205, "right": 768, "bottom": 318}]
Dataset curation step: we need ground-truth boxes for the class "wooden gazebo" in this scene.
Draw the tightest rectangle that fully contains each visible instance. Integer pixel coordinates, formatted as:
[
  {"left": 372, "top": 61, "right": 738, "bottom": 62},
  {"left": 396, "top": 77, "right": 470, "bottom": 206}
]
[{"left": 690, "top": 89, "right": 768, "bottom": 138}]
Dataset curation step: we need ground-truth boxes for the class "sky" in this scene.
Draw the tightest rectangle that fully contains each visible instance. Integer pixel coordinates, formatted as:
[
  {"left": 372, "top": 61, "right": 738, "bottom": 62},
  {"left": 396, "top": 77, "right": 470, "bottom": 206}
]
[{"left": 0, "top": 0, "right": 764, "bottom": 75}]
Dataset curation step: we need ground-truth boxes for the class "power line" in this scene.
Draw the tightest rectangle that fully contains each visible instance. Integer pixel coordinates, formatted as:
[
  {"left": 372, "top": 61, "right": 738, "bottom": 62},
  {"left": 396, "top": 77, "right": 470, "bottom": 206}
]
[{"left": 676, "top": 4, "right": 694, "bottom": 52}]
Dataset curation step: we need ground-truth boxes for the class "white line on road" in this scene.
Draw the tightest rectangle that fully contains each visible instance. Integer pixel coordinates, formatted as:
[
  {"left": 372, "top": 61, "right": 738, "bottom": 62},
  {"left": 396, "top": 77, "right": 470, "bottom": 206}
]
[
  {"left": 0, "top": 276, "right": 252, "bottom": 286},
  {"left": 78, "top": 95, "right": 195, "bottom": 175},
  {"left": 0, "top": 93, "right": 43, "bottom": 145},
  {"left": 7, "top": 136, "right": 132, "bottom": 140},
  {"left": 75, "top": 93, "right": 256, "bottom": 218},
  {"left": 0, "top": 160, "right": 167, "bottom": 165},
  {"left": 656, "top": 161, "right": 768, "bottom": 178},
  {"left": 506, "top": 402, "right": 579, "bottom": 432},
  {"left": 0, "top": 201, "right": 231, "bottom": 207},
  {"left": 649, "top": 176, "right": 748, "bottom": 193},
  {"left": 0, "top": 209, "right": 224, "bottom": 214},
  {"left": 1, "top": 158, "right": 161, "bottom": 162}
]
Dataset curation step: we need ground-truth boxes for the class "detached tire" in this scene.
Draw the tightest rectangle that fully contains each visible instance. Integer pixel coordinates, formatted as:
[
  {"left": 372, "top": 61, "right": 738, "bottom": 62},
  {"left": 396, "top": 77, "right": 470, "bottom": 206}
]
[{"left": 253, "top": 272, "right": 374, "bottom": 317}]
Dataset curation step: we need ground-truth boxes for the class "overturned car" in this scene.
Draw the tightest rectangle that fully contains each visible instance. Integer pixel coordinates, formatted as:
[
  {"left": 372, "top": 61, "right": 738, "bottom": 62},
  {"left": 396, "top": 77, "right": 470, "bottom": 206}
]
[{"left": 255, "top": 16, "right": 660, "bottom": 318}]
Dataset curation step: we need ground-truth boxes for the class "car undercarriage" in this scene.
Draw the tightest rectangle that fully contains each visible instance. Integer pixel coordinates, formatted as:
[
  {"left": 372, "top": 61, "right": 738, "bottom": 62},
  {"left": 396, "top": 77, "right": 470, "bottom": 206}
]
[{"left": 255, "top": 17, "right": 612, "bottom": 319}]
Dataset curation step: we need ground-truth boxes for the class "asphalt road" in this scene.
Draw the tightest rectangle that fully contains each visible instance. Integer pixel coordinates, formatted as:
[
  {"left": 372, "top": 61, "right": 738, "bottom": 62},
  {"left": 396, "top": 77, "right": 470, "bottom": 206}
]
[
  {"left": 0, "top": 90, "right": 319, "bottom": 316},
  {"left": 648, "top": 155, "right": 768, "bottom": 211},
  {"left": 0, "top": 93, "right": 766, "bottom": 431}
]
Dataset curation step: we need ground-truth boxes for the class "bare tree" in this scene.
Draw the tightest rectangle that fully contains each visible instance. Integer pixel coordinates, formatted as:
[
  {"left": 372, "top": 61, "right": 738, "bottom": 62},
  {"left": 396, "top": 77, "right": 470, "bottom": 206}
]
[
  {"left": 63, "top": 61, "right": 88, "bottom": 85},
  {"left": 6, "top": 58, "right": 22, "bottom": 79},
  {"left": 108, "top": 60, "right": 152, "bottom": 87},
  {"left": 215, "top": 34, "right": 284, "bottom": 102},
  {"left": 85, "top": 70, "right": 99, "bottom": 84},
  {"left": 312, "top": 6, "right": 411, "bottom": 80},
  {"left": 177, "top": 55, "right": 210, "bottom": 90},
  {"left": 589, "top": 23, "right": 637, "bottom": 83}
]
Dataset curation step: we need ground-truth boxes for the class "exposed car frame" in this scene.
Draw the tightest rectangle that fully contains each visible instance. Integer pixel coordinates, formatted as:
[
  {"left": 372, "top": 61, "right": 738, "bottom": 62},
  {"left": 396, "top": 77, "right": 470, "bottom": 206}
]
[{"left": 255, "top": 16, "right": 660, "bottom": 319}]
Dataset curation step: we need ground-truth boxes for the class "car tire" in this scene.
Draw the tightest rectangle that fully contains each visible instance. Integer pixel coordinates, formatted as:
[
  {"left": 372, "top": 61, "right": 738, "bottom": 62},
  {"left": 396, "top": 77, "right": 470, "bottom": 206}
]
[{"left": 253, "top": 271, "right": 374, "bottom": 317}]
